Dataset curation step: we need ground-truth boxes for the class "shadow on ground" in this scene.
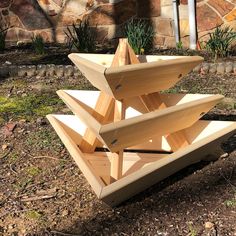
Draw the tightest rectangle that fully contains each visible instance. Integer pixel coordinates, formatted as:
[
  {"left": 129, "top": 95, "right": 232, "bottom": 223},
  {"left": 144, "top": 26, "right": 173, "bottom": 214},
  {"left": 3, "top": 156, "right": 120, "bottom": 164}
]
[{"left": 46, "top": 144, "right": 236, "bottom": 235}]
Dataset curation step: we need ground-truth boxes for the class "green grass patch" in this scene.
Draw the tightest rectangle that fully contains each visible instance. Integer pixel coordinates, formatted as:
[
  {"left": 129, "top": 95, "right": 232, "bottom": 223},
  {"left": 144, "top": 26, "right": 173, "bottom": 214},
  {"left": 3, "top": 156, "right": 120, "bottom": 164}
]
[
  {"left": 0, "top": 93, "right": 63, "bottom": 124},
  {"left": 188, "top": 223, "right": 197, "bottom": 236},
  {"left": 27, "top": 166, "right": 41, "bottom": 177},
  {"left": 25, "top": 128, "right": 63, "bottom": 152},
  {"left": 25, "top": 210, "right": 42, "bottom": 220},
  {"left": 224, "top": 198, "right": 236, "bottom": 207},
  {"left": 225, "top": 199, "right": 236, "bottom": 207}
]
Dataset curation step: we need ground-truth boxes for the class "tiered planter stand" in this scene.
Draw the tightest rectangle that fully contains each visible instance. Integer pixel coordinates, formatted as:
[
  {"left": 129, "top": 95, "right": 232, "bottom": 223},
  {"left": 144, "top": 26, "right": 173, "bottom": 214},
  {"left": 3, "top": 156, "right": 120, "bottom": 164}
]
[{"left": 47, "top": 39, "right": 236, "bottom": 206}]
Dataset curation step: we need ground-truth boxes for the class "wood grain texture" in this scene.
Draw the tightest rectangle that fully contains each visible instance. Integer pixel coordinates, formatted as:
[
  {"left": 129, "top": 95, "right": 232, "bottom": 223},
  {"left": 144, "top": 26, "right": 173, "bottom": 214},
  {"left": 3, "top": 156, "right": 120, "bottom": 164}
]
[
  {"left": 68, "top": 53, "right": 113, "bottom": 96},
  {"left": 69, "top": 53, "right": 203, "bottom": 100},
  {"left": 79, "top": 92, "right": 115, "bottom": 153},
  {"left": 110, "top": 38, "right": 129, "bottom": 182},
  {"left": 139, "top": 92, "right": 189, "bottom": 151},
  {"left": 100, "top": 120, "right": 236, "bottom": 206},
  {"left": 100, "top": 95, "right": 224, "bottom": 152},
  {"left": 105, "top": 56, "right": 203, "bottom": 99},
  {"left": 57, "top": 90, "right": 104, "bottom": 144},
  {"left": 46, "top": 115, "right": 105, "bottom": 196},
  {"left": 47, "top": 114, "right": 236, "bottom": 206}
]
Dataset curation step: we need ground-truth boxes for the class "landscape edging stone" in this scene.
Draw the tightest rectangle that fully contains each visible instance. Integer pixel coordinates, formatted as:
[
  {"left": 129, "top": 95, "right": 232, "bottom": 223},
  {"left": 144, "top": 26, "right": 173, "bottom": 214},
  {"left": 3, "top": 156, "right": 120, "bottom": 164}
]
[{"left": 1, "top": 62, "right": 236, "bottom": 79}]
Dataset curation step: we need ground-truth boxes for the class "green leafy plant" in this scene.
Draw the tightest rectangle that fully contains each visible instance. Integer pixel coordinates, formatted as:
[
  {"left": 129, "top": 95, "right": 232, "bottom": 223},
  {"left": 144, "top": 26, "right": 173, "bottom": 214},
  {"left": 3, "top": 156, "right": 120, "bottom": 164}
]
[
  {"left": 65, "top": 20, "right": 96, "bottom": 52},
  {"left": 31, "top": 35, "right": 45, "bottom": 55},
  {"left": 225, "top": 199, "right": 236, "bottom": 207},
  {"left": 124, "top": 18, "right": 154, "bottom": 54},
  {"left": 176, "top": 41, "right": 183, "bottom": 49},
  {"left": 0, "top": 26, "right": 8, "bottom": 52},
  {"left": 205, "top": 26, "right": 236, "bottom": 61},
  {"left": 188, "top": 223, "right": 197, "bottom": 236}
]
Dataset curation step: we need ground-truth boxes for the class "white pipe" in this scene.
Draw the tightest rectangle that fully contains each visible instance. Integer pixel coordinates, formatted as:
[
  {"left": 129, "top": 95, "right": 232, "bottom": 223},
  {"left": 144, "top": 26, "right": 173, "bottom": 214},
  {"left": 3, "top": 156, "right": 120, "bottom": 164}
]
[
  {"left": 172, "top": 0, "right": 180, "bottom": 45},
  {"left": 188, "top": 0, "right": 197, "bottom": 49}
]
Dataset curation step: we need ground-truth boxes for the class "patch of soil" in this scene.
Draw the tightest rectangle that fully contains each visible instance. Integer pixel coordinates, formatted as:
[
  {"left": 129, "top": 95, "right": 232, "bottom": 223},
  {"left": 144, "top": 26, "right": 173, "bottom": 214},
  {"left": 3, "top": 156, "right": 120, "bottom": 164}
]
[
  {"left": 172, "top": 73, "right": 236, "bottom": 100},
  {"left": 1, "top": 45, "right": 236, "bottom": 66},
  {"left": 0, "top": 73, "right": 235, "bottom": 235},
  {"left": 0, "top": 47, "right": 73, "bottom": 66}
]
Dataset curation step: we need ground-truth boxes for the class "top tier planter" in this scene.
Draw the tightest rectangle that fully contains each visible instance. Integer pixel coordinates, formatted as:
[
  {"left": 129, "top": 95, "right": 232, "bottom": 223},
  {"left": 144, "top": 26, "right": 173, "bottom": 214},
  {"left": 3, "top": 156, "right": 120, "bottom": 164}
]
[
  {"left": 68, "top": 53, "right": 202, "bottom": 100},
  {"left": 47, "top": 39, "right": 236, "bottom": 206}
]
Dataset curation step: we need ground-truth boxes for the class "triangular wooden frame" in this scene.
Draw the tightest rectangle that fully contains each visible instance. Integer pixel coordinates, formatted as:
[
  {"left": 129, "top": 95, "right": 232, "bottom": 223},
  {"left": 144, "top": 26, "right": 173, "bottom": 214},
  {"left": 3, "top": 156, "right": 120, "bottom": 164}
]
[
  {"left": 47, "top": 114, "right": 236, "bottom": 206},
  {"left": 47, "top": 39, "right": 236, "bottom": 206}
]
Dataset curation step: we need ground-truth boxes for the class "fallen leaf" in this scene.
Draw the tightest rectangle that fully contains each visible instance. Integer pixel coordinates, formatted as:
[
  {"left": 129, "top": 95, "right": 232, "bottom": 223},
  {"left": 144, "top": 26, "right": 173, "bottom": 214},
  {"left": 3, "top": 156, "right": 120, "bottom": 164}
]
[
  {"left": 2, "top": 144, "right": 8, "bottom": 150},
  {"left": 205, "top": 221, "right": 214, "bottom": 229}
]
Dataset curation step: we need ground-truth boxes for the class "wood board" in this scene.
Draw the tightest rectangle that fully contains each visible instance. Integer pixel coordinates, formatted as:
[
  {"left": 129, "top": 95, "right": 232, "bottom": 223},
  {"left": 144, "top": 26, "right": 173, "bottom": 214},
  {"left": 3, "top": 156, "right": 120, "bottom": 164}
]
[
  {"left": 57, "top": 90, "right": 223, "bottom": 152},
  {"left": 47, "top": 114, "right": 236, "bottom": 206},
  {"left": 69, "top": 53, "right": 203, "bottom": 99}
]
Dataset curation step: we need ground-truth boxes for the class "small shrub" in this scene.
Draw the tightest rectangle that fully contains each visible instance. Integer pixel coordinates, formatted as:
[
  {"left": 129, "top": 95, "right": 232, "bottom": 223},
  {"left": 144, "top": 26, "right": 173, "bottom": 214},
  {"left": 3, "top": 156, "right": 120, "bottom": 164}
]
[
  {"left": 31, "top": 35, "right": 45, "bottom": 55},
  {"left": 205, "top": 26, "right": 236, "bottom": 61},
  {"left": 66, "top": 20, "right": 96, "bottom": 52},
  {"left": 0, "top": 26, "right": 8, "bottom": 52},
  {"left": 124, "top": 18, "right": 154, "bottom": 54}
]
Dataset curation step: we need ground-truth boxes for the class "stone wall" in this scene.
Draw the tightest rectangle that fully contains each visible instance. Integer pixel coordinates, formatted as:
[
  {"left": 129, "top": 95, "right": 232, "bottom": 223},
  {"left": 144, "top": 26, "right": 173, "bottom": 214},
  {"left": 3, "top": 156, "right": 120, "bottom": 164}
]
[{"left": 1, "top": 0, "right": 236, "bottom": 48}]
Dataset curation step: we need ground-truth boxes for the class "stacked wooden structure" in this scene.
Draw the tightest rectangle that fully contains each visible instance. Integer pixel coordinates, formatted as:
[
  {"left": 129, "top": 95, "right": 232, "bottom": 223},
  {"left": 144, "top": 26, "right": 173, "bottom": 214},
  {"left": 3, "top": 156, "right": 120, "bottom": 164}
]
[{"left": 47, "top": 39, "right": 236, "bottom": 206}]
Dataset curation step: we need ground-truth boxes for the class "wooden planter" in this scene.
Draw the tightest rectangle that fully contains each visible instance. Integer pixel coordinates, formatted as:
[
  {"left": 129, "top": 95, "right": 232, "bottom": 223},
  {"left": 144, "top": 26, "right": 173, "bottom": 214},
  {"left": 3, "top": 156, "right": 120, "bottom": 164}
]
[{"left": 47, "top": 39, "right": 236, "bottom": 206}]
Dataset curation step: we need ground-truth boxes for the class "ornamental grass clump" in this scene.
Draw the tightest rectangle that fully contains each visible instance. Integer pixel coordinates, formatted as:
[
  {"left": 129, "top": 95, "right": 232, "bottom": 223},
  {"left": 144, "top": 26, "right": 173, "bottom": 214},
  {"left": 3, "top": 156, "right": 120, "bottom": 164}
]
[
  {"left": 31, "top": 35, "right": 45, "bottom": 55},
  {"left": 205, "top": 26, "right": 236, "bottom": 61},
  {"left": 66, "top": 20, "right": 96, "bottom": 52},
  {"left": 124, "top": 18, "right": 154, "bottom": 54}
]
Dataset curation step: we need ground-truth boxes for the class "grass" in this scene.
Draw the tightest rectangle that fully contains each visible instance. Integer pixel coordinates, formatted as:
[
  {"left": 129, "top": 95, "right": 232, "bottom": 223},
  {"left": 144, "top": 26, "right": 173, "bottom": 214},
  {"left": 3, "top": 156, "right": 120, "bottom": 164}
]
[
  {"left": 224, "top": 190, "right": 236, "bottom": 207},
  {"left": 225, "top": 198, "right": 236, "bottom": 207},
  {"left": 188, "top": 223, "right": 197, "bottom": 236},
  {"left": 8, "top": 152, "right": 19, "bottom": 162},
  {"left": 26, "top": 128, "right": 62, "bottom": 150},
  {"left": 0, "top": 93, "right": 63, "bottom": 124},
  {"left": 27, "top": 166, "right": 41, "bottom": 177},
  {"left": 25, "top": 210, "right": 42, "bottom": 220}
]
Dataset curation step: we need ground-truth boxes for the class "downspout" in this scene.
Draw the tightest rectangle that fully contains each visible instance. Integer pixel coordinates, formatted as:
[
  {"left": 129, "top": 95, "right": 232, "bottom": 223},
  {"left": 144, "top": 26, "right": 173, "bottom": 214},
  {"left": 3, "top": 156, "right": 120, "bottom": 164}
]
[
  {"left": 188, "top": 0, "right": 197, "bottom": 49},
  {"left": 172, "top": 0, "right": 180, "bottom": 46}
]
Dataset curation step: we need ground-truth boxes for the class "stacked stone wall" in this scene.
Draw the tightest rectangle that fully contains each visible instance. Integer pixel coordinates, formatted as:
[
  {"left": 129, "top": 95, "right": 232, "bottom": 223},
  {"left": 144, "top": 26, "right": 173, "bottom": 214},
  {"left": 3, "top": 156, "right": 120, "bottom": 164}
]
[{"left": 0, "top": 0, "right": 236, "bottom": 48}]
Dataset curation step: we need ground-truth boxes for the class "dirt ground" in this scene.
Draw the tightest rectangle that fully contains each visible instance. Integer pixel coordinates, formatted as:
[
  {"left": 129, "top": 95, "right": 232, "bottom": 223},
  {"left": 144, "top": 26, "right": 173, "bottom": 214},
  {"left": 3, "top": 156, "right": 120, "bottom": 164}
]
[
  {"left": 0, "top": 71, "right": 235, "bottom": 235},
  {"left": 1, "top": 46, "right": 236, "bottom": 66}
]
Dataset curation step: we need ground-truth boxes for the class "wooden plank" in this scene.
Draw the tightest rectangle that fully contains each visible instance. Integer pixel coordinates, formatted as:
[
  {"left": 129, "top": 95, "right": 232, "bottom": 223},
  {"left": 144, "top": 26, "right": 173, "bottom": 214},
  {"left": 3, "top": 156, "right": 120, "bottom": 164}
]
[
  {"left": 140, "top": 92, "right": 166, "bottom": 111},
  {"left": 100, "top": 95, "right": 224, "bottom": 152},
  {"left": 57, "top": 90, "right": 104, "bottom": 144},
  {"left": 70, "top": 53, "right": 197, "bottom": 67},
  {"left": 105, "top": 56, "right": 203, "bottom": 99},
  {"left": 111, "top": 38, "right": 130, "bottom": 67},
  {"left": 110, "top": 99, "right": 126, "bottom": 181},
  {"left": 46, "top": 115, "right": 105, "bottom": 196},
  {"left": 68, "top": 53, "right": 113, "bottom": 96},
  {"left": 85, "top": 152, "right": 167, "bottom": 178},
  {"left": 127, "top": 44, "right": 140, "bottom": 64},
  {"left": 100, "top": 120, "right": 236, "bottom": 206},
  {"left": 109, "top": 38, "right": 129, "bottom": 182},
  {"left": 79, "top": 92, "right": 114, "bottom": 153},
  {"left": 140, "top": 92, "right": 189, "bottom": 151},
  {"left": 69, "top": 53, "right": 203, "bottom": 100},
  {"left": 126, "top": 44, "right": 190, "bottom": 151}
]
